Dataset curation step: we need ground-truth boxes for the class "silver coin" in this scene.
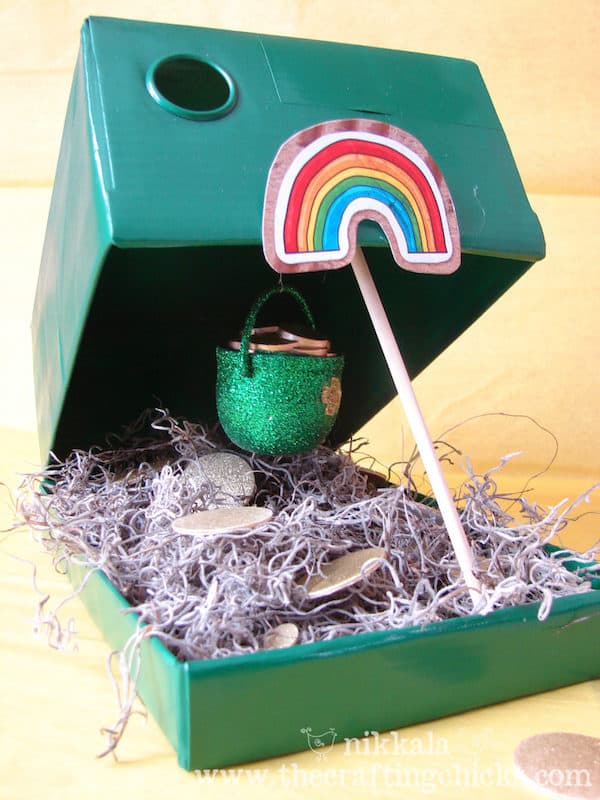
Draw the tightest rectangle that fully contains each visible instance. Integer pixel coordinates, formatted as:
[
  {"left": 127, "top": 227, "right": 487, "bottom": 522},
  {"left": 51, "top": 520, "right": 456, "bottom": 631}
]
[{"left": 183, "top": 452, "right": 256, "bottom": 507}]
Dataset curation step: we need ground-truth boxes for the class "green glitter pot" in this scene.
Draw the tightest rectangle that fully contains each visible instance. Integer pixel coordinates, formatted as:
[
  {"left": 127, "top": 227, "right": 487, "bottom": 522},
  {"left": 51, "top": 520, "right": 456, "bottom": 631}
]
[{"left": 216, "top": 287, "right": 344, "bottom": 455}]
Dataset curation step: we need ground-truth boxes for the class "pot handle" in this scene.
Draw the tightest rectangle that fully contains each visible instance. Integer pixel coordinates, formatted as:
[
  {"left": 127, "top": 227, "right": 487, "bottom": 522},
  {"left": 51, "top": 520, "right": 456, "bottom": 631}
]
[{"left": 239, "top": 286, "right": 316, "bottom": 377}]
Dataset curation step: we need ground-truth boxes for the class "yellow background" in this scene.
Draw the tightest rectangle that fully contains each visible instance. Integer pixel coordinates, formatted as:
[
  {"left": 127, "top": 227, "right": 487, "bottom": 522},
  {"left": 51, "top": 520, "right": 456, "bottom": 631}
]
[{"left": 1, "top": 2, "right": 598, "bottom": 797}]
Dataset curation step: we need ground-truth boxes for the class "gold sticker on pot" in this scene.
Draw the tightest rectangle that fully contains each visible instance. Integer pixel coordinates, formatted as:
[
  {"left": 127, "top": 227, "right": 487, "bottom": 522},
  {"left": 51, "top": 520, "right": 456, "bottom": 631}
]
[{"left": 321, "top": 377, "right": 342, "bottom": 417}]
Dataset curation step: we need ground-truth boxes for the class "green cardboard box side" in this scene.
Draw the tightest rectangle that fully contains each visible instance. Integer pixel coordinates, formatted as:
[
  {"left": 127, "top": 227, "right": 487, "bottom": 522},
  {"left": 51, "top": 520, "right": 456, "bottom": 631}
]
[
  {"left": 68, "top": 562, "right": 600, "bottom": 771},
  {"left": 33, "top": 16, "right": 599, "bottom": 770}
]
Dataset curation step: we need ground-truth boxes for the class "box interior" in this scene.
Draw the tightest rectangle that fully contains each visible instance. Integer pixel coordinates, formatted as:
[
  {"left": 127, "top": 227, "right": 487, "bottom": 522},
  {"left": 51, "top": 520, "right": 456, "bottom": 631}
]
[{"left": 52, "top": 242, "right": 533, "bottom": 459}]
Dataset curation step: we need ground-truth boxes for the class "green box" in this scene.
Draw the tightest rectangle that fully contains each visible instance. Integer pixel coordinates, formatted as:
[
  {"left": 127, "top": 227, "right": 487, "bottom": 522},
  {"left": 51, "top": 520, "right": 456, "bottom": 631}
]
[{"left": 33, "top": 16, "right": 600, "bottom": 770}]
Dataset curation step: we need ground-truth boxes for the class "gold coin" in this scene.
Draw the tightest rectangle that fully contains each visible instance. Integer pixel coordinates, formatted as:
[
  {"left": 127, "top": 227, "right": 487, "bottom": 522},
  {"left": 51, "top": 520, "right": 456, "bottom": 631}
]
[
  {"left": 279, "top": 323, "right": 330, "bottom": 350},
  {"left": 251, "top": 325, "right": 279, "bottom": 335},
  {"left": 227, "top": 336, "right": 296, "bottom": 353},
  {"left": 304, "top": 548, "right": 387, "bottom": 599},
  {"left": 252, "top": 332, "right": 296, "bottom": 348},
  {"left": 514, "top": 732, "right": 600, "bottom": 798},
  {"left": 291, "top": 345, "right": 329, "bottom": 356},
  {"left": 263, "top": 623, "right": 300, "bottom": 650},
  {"left": 357, "top": 466, "right": 391, "bottom": 490},
  {"left": 172, "top": 505, "right": 273, "bottom": 536}
]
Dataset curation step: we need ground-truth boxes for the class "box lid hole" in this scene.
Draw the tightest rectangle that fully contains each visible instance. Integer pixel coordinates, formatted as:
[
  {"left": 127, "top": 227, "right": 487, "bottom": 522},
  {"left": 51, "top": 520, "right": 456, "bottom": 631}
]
[{"left": 146, "top": 55, "right": 237, "bottom": 120}]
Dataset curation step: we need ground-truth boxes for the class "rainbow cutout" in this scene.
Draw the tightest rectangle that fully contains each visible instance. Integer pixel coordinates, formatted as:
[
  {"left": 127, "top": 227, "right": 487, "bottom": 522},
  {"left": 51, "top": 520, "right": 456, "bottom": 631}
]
[{"left": 263, "top": 120, "right": 460, "bottom": 275}]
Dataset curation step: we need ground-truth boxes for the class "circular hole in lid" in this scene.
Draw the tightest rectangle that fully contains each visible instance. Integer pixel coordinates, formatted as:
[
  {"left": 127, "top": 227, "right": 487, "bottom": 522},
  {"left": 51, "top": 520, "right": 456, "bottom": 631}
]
[{"left": 146, "top": 55, "right": 237, "bottom": 120}]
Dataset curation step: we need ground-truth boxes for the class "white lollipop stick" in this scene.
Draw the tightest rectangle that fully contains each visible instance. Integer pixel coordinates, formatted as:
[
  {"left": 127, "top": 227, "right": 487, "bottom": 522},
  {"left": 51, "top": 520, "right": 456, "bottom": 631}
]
[
  {"left": 262, "top": 119, "right": 484, "bottom": 608},
  {"left": 352, "top": 246, "right": 483, "bottom": 606}
]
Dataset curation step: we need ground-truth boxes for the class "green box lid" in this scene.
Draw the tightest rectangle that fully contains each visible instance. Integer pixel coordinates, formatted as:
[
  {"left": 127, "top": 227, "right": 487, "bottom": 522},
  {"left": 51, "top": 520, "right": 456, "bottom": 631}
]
[{"left": 33, "top": 16, "right": 545, "bottom": 460}]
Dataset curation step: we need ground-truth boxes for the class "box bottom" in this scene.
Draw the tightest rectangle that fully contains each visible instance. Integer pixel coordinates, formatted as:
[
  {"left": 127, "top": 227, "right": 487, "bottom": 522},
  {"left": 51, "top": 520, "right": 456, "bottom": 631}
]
[{"left": 69, "top": 562, "right": 600, "bottom": 770}]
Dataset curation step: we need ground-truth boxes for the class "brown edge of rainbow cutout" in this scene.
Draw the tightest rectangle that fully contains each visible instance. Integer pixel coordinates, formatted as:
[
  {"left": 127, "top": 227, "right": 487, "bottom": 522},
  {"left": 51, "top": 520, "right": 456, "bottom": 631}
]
[{"left": 262, "top": 118, "right": 461, "bottom": 275}]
